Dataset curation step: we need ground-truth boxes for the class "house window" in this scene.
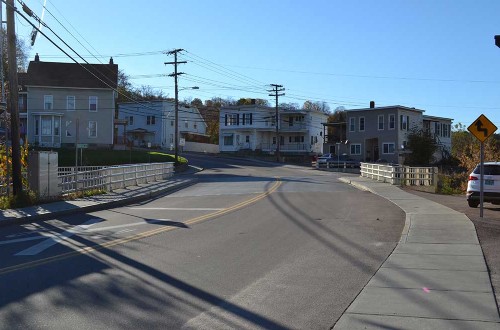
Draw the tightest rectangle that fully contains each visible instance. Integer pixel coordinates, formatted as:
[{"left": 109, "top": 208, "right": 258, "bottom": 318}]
[
  {"left": 378, "top": 115, "right": 384, "bottom": 130},
  {"left": 35, "top": 119, "right": 39, "bottom": 135},
  {"left": 289, "top": 136, "right": 292, "bottom": 143},
  {"left": 242, "top": 113, "right": 252, "bottom": 125},
  {"left": 67, "top": 96, "right": 75, "bottom": 111},
  {"left": 41, "top": 118, "right": 52, "bottom": 136},
  {"left": 382, "top": 142, "right": 395, "bottom": 154},
  {"left": 227, "top": 114, "right": 237, "bottom": 126},
  {"left": 147, "top": 116, "right": 156, "bottom": 125},
  {"left": 171, "top": 120, "right": 174, "bottom": 126},
  {"left": 349, "top": 117, "right": 355, "bottom": 132},
  {"left": 389, "top": 114, "right": 395, "bottom": 129},
  {"left": 194, "top": 123, "right": 197, "bottom": 130},
  {"left": 18, "top": 94, "right": 27, "bottom": 112},
  {"left": 350, "top": 144, "right": 361, "bottom": 155},
  {"left": 246, "top": 135, "right": 250, "bottom": 143},
  {"left": 89, "top": 96, "right": 98, "bottom": 112},
  {"left": 184, "top": 121, "right": 188, "bottom": 128},
  {"left": 444, "top": 124, "right": 450, "bottom": 138},
  {"left": 54, "top": 120, "right": 60, "bottom": 136},
  {"left": 223, "top": 134, "right": 234, "bottom": 146},
  {"left": 359, "top": 117, "right": 365, "bottom": 131},
  {"left": 88, "top": 121, "right": 97, "bottom": 138},
  {"left": 435, "top": 122, "right": 441, "bottom": 136},
  {"left": 44, "top": 95, "right": 53, "bottom": 110},
  {"left": 400, "top": 115, "right": 409, "bottom": 130},
  {"left": 273, "top": 137, "right": 277, "bottom": 145},
  {"left": 169, "top": 134, "right": 174, "bottom": 143}
]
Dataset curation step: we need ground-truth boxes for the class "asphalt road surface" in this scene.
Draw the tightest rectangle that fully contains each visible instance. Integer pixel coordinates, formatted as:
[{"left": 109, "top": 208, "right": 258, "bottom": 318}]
[{"left": 0, "top": 155, "right": 405, "bottom": 329}]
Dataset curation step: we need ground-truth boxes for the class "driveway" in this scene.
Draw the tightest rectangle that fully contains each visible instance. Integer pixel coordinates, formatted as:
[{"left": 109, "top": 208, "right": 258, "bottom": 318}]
[{"left": 402, "top": 187, "right": 500, "bottom": 310}]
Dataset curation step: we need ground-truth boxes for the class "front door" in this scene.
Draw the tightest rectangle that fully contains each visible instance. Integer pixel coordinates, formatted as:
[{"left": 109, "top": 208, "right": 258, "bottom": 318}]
[{"left": 374, "top": 145, "right": 379, "bottom": 162}]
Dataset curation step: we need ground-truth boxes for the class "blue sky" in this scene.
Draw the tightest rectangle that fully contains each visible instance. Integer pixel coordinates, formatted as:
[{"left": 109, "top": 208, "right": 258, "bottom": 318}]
[{"left": 11, "top": 0, "right": 500, "bottom": 128}]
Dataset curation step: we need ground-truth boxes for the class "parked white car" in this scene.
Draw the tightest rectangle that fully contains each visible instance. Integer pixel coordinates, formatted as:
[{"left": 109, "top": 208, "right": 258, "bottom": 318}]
[
  {"left": 316, "top": 153, "right": 334, "bottom": 166},
  {"left": 466, "top": 162, "right": 500, "bottom": 208}
]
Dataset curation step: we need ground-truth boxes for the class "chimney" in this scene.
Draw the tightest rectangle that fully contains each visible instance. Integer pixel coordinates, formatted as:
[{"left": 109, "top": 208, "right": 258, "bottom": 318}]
[
  {"left": 370, "top": 101, "right": 375, "bottom": 108},
  {"left": 34, "top": 53, "right": 40, "bottom": 62},
  {"left": 109, "top": 57, "right": 114, "bottom": 65}
]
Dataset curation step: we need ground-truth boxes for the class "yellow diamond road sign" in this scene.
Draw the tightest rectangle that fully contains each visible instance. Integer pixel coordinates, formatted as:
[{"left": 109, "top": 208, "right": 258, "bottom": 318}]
[{"left": 468, "top": 114, "right": 497, "bottom": 143}]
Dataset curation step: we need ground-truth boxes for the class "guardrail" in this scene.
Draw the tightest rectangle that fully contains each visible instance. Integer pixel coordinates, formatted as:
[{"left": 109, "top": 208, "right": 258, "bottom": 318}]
[
  {"left": 360, "top": 162, "right": 437, "bottom": 187},
  {"left": 58, "top": 162, "right": 175, "bottom": 194}
]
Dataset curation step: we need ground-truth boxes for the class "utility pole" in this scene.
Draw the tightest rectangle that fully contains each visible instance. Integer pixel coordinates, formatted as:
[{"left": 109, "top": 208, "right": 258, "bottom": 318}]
[
  {"left": 268, "top": 84, "right": 285, "bottom": 162},
  {"left": 6, "top": 0, "right": 22, "bottom": 195},
  {"left": 0, "top": 2, "right": 9, "bottom": 196},
  {"left": 165, "top": 49, "right": 186, "bottom": 166}
]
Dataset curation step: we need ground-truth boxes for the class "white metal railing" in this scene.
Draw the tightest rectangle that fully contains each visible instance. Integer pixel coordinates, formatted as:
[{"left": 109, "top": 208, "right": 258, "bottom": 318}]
[
  {"left": 58, "top": 162, "right": 175, "bottom": 194},
  {"left": 360, "top": 162, "right": 437, "bottom": 186},
  {"left": 258, "top": 143, "right": 308, "bottom": 151}
]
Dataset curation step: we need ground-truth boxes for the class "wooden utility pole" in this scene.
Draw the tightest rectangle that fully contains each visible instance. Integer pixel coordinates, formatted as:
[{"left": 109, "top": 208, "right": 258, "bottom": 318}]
[
  {"left": 165, "top": 49, "right": 186, "bottom": 165},
  {"left": 6, "top": 0, "right": 22, "bottom": 195},
  {"left": 268, "top": 84, "right": 285, "bottom": 162}
]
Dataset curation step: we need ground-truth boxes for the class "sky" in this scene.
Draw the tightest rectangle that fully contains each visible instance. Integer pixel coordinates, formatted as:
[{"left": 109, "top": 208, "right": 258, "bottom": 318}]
[{"left": 9, "top": 0, "right": 500, "bottom": 129}]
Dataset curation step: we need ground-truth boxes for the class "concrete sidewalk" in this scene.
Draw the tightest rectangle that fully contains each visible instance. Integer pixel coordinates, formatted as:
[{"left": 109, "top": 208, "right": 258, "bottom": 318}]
[
  {"left": 335, "top": 176, "right": 500, "bottom": 329},
  {"left": 0, "top": 176, "right": 198, "bottom": 228}
]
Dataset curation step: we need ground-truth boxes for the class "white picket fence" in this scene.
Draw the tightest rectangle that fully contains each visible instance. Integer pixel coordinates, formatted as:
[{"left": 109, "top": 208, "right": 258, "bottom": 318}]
[{"left": 360, "top": 162, "right": 437, "bottom": 186}]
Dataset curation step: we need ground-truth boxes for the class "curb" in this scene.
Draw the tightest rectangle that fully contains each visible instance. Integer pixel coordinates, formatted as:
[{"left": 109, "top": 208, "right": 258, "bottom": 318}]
[{"left": 0, "top": 178, "right": 199, "bottom": 228}]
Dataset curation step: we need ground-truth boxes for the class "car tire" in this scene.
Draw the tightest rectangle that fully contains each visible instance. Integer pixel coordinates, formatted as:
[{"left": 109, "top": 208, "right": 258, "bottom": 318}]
[{"left": 468, "top": 200, "right": 479, "bottom": 208}]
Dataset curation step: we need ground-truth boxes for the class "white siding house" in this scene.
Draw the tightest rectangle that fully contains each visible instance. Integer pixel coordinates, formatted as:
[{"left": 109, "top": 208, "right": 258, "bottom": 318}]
[
  {"left": 219, "top": 105, "right": 327, "bottom": 155},
  {"left": 118, "top": 100, "right": 207, "bottom": 149}
]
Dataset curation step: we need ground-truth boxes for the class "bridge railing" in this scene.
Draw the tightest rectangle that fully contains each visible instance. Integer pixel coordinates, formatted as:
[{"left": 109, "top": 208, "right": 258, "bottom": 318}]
[{"left": 360, "top": 163, "right": 437, "bottom": 187}]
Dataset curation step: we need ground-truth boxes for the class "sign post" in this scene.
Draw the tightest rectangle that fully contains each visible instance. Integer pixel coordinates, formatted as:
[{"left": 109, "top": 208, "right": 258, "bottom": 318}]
[{"left": 468, "top": 114, "right": 498, "bottom": 218}]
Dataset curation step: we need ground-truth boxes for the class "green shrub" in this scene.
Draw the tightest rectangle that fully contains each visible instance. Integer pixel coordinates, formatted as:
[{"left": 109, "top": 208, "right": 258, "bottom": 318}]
[
  {"left": 0, "top": 190, "right": 38, "bottom": 209},
  {"left": 437, "top": 173, "right": 467, "bottom": 195}
]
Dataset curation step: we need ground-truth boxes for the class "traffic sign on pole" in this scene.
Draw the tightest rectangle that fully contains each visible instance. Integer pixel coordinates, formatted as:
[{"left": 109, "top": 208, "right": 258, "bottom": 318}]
[
  {"left": 468, "top": 114, "right": 497, "bottom": 218},
  {"left": 468, "top": 114, "right": 497, "bottom": 142}
]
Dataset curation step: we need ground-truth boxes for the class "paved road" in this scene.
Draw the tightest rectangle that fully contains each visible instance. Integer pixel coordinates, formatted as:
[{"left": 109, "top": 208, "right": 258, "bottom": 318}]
[
  {"left": 402, "top": 187, "right": 500, "bottom": 310},
  {"left": 0, "top": 156, "right": 405, "bottom": 329}
]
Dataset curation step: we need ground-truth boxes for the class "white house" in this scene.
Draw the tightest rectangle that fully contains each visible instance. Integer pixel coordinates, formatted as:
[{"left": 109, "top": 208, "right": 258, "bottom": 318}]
[
  {"left": 219, "top": 104, "right": 328, "bottom": 155},
  {"left": 118, "top": 100, "right": 207, "bottom": 149}
]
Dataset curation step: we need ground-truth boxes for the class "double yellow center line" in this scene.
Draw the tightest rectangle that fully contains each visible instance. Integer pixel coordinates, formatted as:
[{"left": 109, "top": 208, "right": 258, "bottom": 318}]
[{"left": 0, "top": 178, "right": 282, "bottom": 275}]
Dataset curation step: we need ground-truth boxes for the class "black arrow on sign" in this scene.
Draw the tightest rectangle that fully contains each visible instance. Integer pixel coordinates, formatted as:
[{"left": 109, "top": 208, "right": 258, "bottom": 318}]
[{"left": 475, "top": 119, "right": 488, "bottom": 137}]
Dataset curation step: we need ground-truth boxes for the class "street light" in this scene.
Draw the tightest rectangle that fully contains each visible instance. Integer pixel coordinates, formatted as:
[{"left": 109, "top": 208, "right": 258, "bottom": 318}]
[{"left": 174, "top": 86, "right": 199, "bottom": 165}]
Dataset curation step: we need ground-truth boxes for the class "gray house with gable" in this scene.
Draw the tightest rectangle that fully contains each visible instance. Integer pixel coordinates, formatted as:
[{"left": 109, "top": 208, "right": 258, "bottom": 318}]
[
  {"left": 19, "top": 54, "right": 118, "bottom": 148},
  {"left": 344, "top": 103, "right": 452, "bottom": 164}
]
